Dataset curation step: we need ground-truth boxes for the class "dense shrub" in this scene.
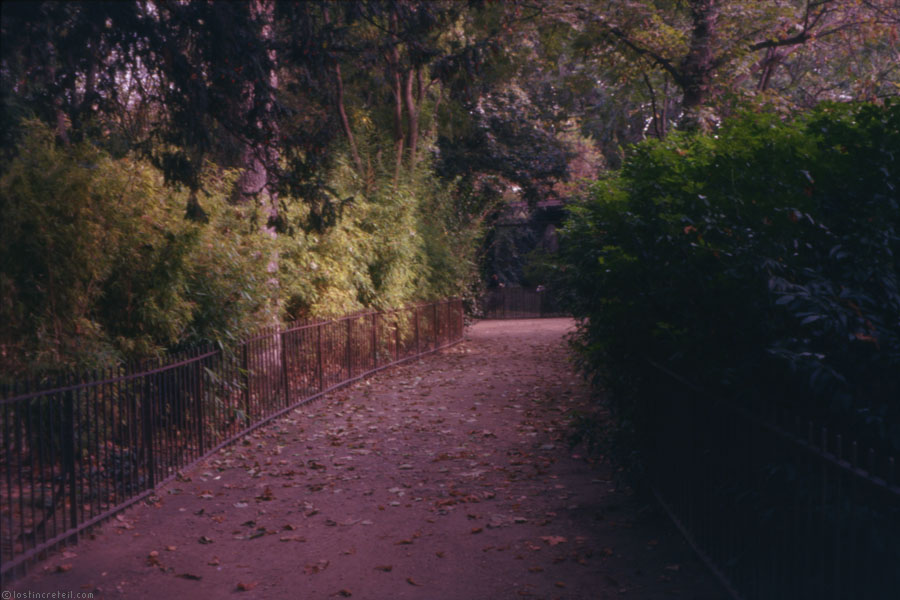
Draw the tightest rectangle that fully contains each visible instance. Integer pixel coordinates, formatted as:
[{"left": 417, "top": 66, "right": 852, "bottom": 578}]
[
  {"left": 0, "top": 121, "right": 278, "bottom": 376},
  {"left": 0, "top": 122, "right": 483, "bottom": 379},
  {"left": 558, "top": 103, "right": 900, "bottom": 452}
]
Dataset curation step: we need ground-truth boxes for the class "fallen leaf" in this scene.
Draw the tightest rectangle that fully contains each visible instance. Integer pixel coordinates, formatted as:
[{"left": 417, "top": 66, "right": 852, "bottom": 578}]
[
  {"left": 177, "top": 573, "right": 202, "bottom": 581},
  {"left": 55, "top": 564, "right": 73, "bottom": 573},
  {"left": 208, "top": 557, "right": 220, "bottom": 566},
  {"left": 256, "top": 486, "right": 275, "bottom": 501},
  {"left": 198, "top": 536, "right": 214, "bottom": 545},
  {"left": 406, "top": 577, "right": 421, "bottom": 586},
  {"left": 540, "top": 536, "right": 567, "bottom": 546},
  {"left": 236, "top": 582, "right": 258, "bottom": 591},
  {"left": 336, "top": 590, "right": 352, "bottom": 598},
  {"left": 304, "top": 560, "right": 330, "bottom": 575},
  {"left": 374, "top": 565, "right": 393, "bottom": 572},
  {"left": 471, "top": 527, "right": 483, "bottom": 534},
  {"left": 165, "top": 545, "right": 177, "bottom": 552}
]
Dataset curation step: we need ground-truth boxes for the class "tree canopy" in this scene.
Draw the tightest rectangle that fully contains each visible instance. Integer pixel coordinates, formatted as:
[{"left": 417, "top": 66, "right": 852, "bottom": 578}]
[{"left": 1, "top": 0, "right": 897, "bottom": 376}]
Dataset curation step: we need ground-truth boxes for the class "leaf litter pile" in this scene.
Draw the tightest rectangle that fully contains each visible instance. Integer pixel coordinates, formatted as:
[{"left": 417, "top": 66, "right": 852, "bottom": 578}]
[{"left": 12, "top": 319, "right": 724, "bottom": 599}]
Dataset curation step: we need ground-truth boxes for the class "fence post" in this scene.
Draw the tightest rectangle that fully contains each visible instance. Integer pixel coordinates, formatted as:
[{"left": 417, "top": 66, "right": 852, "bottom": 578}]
[
  {"left": 317, "top": 324, "right": 325, "bottom": 392},
  {"left": 142, "top": 372, "right": 155, "bottom": 488},
  {"left": 414, "top": 307, "right": 420, "bottom": 355},
  {"left": 280, "top": 330, "right": 290, "bottom": 407},
  {"left": 346, "top": 318, "right": 353, "bottom": 379},
  {"left": 242, "top": 343, "right": 250, "bottom": 418},
  {"left": 433, "top": 302, "right": 439, "bottom": 349},
  {"left": 372, "top": 313, "right": 378, "bottom": 370},
  {"left": 195, "top": 349, "right": 205, "bottom": 456},
  {"left": 394, "top": 315, "right": 400, "bottom": 362},
  {"left": 63, "top": 380, "right": 78, "bottom": 537}
]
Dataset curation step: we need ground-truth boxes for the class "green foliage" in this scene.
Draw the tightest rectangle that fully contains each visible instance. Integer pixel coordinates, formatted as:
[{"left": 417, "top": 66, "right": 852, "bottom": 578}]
[
  {"left": 276, "top": 139, "right": 483, "bottom": 321},
  {"left": 557, "top": 102, "right": 900, "bottom": 452},
  {"left": 0, "top": 121, "right": 277, "bottom": 377}
]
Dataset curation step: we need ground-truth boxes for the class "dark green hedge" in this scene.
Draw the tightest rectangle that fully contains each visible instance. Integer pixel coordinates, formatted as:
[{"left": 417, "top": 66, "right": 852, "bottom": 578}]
[{"left": 558, "top": 102, "right": 900, "bottom": 453}]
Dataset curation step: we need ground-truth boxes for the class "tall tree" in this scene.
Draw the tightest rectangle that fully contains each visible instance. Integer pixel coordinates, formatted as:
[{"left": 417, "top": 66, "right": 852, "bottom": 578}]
[{"left": 553, "top": 0, "right": 899, "bottom": 130}]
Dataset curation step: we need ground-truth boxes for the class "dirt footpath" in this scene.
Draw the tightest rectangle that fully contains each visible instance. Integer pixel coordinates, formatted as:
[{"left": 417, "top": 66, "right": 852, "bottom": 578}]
[{"left": 10, "top": 319, "right": 726, "bottom": 600}]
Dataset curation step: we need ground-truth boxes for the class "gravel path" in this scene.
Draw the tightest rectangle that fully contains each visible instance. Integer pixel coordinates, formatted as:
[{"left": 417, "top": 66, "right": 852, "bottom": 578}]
[{"left": 9, "top": 319, "right": 725, "bottom": 599}]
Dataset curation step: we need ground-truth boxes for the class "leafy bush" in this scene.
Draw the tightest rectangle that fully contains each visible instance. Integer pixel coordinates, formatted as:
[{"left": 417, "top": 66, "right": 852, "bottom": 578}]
[
  {"left": 558, "top": 102, "right": 900, "bottom": 452},
  {"left": 0, "top": 120, "right": 483, "bottom": 380},
  {"left": 0, "top": 121, "right": 277, "bottom": 377}
]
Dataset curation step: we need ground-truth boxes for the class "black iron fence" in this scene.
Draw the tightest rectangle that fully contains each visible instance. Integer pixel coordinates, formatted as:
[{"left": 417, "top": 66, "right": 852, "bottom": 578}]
[
  {"left": 480, "top": 287, "right": 567, "bottom": 319},
  {"left": 0, "top": 299, "right": 464, "bottom": 581},
  {"left": 647, "top": 363, "right": 900, "bottom": 600}
]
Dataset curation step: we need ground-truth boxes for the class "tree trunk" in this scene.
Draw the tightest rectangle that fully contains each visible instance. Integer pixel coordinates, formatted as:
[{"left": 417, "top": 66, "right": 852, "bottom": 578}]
[
  {"left": 235, "top": 0, "right": 279, "bottom": 224},
  {"left": 678, "top": 0, "right": 718, "bottom": 131},
  {"left": 335, "top": 62, "right": 364, "bottom": 176},
  {"left": 387, "top": 49, "right": 405, "bottom": 185},
  {"left": 404, "top": 68, "right": 419, "bottom": 170},
  {"left": 324, "top": 6, "right": 364, "bottom": 177},
  {"left": 233, "top": 0, "right": 280, "bottom": 289}
]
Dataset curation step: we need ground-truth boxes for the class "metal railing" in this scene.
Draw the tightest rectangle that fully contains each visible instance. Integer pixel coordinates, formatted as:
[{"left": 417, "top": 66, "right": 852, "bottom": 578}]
[
  {"left": 646, "top": 363, "right": 900, "bottom": 600},
  {"left": 480, "top": 287, "right": 567, "bottom": 319},
  {"left": 0, "top": 299, "right": 464, "bottom": 581}
]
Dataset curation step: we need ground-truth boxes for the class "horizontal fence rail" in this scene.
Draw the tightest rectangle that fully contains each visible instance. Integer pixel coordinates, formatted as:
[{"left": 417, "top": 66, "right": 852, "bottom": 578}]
[
  {"left": 480, "top": 287, "right": 567, "bottom": 319},
  {"left": 646, "top": 362, "right": 900, "bottom": 600},
  {"left": 0, "top": 299, "right": 464, "bottom": 582}
]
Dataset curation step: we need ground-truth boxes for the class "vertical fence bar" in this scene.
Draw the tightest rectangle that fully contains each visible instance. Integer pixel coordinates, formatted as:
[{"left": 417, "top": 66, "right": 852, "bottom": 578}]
[
  {"left": 372, "top": 313, "right": 378, "bottom": 370},
  {"left": 142, "top": 373, "right": 154, "bottom": 489},
  {"left": 196, "top": 349, "right": 205, "bottom": 457},
  {"left": 281, "top": 330, "right": 290, "bottom": 407},
  {"left": 63, "top": 385, "right": 77, "bottom": 539},
  {"left": 433, "top": 303, "right": 439, "bottom": 349},
  {"left": 346, "top": 318, "right": 353, "bottom": 380},
  {"left": 414, "top": 306, "right": 420, "bottom": 354},
  {"left": 394, "top": 316, "right": 400, "bottom": 363},
  {"left": 242, "top": 343, "right": 250, "bottom": 426},
  {"left": 317, "top": 324, "right": 325, "bottom": 392}
]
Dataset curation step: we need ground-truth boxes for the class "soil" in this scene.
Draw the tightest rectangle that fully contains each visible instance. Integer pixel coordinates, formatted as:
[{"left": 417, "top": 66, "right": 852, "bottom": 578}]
[{"left": 9, "top": 318, "right": 727, "bottom": 600}]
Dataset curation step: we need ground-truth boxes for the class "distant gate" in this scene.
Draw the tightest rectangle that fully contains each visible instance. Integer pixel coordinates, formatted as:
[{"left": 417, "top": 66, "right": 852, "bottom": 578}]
[{"left": 480, "top": 287, "right": 567, "bottom": 319}]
